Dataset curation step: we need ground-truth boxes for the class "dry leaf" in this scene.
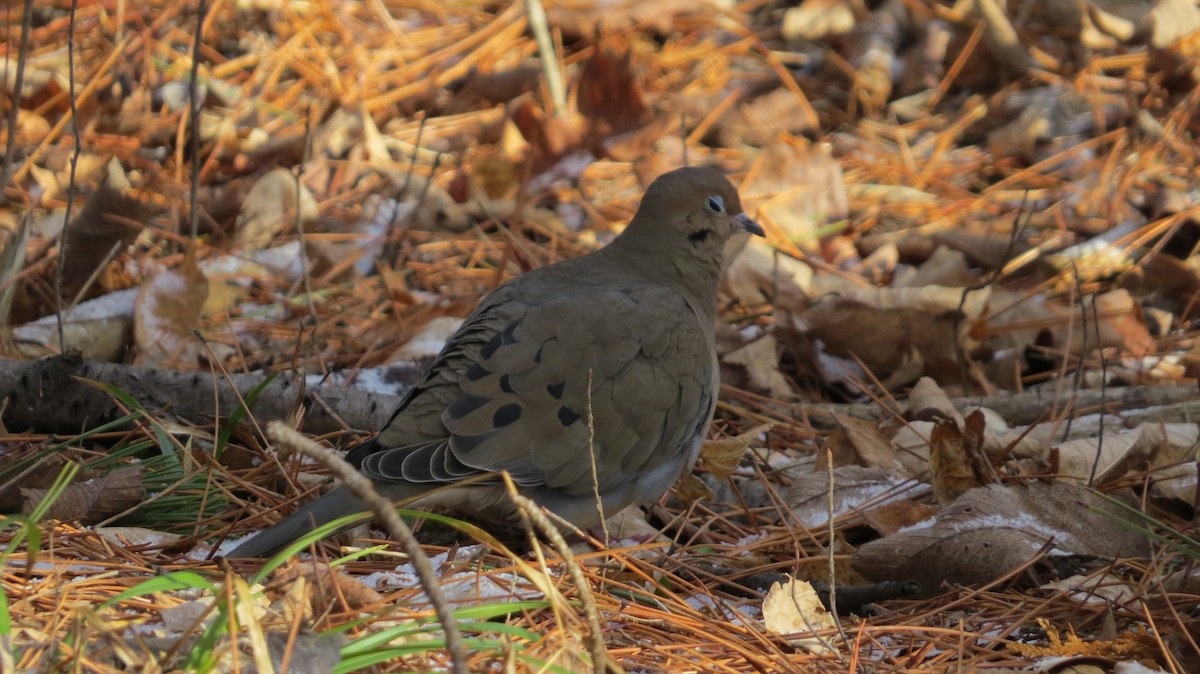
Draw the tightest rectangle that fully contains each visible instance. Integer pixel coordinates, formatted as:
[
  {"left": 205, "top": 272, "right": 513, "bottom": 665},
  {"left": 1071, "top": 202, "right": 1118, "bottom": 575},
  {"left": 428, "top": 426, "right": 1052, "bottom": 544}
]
[
  {"left": 1149, "top": 0, "right": 1200, "bottom": 48},
  {"left": 274, "top": 561, "right": 386, "bottom": 613},
  {"left": 21, "top": 464, "right": 144, "bottom": 523},
  {"left": 853, "top": 482, "right": 1151, "bottom": 594},
  {"left": 818, "top": 416, "right": 905, "bottom": 474},
  {"left": 928, "top": 420, "right": 973, "bottom": 506},
  {"left": 783, "top": 0, "right": 856, "bottom": 41},
  {"left": 134, "top": 246, "right": 210, "bottom": 367},
  {"left": 907, "top": 376, "right": 962, "bottom": 424},
  {"left": 786, "top": 465, "right": 920, "bottom": 528},
  {"left": 233, "top": 167, "right": 319, "bottom": 249},
  {"left": 1052, "top": 422, "right": 1199, "bottom": 484},
  {"left": 61, "top": 157, "right": 149, "bottom": 297},
  {"left": 762, "top": 575, "right": 839, "bottom": 654},
  {"left": 722, "top": 335, "right": 794, "bottom": 397},
  {"left": 701, "top": 422, "right": 774, "bottom": 480},
  {"left": 743, "top": 141, "right": 848, "bottom": 244},
  {"left": 860, "top": 499, "right": 940, "bottom": 537},
  {"left": 576, "top": 38, "right": 650, "bottom": 137}
]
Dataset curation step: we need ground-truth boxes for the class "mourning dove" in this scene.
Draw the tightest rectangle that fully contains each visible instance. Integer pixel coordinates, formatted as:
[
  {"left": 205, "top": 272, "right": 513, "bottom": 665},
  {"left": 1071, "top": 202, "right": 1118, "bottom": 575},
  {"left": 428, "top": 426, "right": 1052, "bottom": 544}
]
[{"left": 228, "top": 166, "right": 762, "bottom": 558}]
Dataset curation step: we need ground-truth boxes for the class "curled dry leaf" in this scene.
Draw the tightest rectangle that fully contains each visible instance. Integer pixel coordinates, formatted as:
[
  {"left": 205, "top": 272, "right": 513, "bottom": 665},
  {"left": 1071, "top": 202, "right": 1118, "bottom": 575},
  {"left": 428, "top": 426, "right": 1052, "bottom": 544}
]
[
  {"left": 852, "top": 482, "right": 1150, "bottom": 595},
  {"left": 233, "top": 167, "right": 319, "bottom": 249},
  {"left": 762, "top": 575, "right": 839, "bottom": 654},
  {"left": 700, "top": 422, "right": 774, "bottom": 480},
  {"left": 11, "top": 287, "right": 138, "bottom": 360},
  {"left": 818, "top": 415, "right": 906, "bottom": 475},
  {"left": 576, "top": 38, "right": 650, "bottom": 137},
  {"left": 134, "top": 246, "right": 210, "bottom": 367},
  {"left": 1052, "top": 422, "right": 1199, "bottom": 485},
  {"left": 722, "top": 335, "right": 794, "bottom": 398},
  {"left": 928, "top": 410, "right": 998, "bottom": 504},
  {"left": 21, "top": 464, "right": 144, "bottom": 523},
  {"left": 907, "top": 376, "right": 962, "bottom": 424},
  {"left": 783, "top": 295, "right": 963, "bottom": 390}
]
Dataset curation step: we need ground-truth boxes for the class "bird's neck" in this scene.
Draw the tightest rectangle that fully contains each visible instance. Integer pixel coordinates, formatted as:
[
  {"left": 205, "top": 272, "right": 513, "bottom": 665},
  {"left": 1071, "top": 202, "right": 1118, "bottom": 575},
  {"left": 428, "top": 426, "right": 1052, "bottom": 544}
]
[{"left": 602, "top": 238, "right": 723, "bottom": 321}]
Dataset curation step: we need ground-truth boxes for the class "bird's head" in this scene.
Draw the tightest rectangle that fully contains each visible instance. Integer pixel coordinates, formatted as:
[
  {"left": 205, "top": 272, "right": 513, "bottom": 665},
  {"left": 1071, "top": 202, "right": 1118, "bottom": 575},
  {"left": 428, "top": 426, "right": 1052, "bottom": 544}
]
[{"left": 617, "top": 166, "right": 763, "bottom": 267}]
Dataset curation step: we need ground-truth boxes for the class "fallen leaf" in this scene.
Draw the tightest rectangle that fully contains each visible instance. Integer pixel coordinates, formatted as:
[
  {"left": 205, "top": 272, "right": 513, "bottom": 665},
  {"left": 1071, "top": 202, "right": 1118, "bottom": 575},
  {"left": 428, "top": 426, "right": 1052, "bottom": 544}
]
[
  {"left": 134, "top": 246, "right": 210, "bottom": 367},
  {"left": 786, "top": 465, "right": 922, "bottom": 528},
  {"left": 853, "top": 482, "right": 1151, "bottom": 594},
  {"left": 762, "top": 575, "right": 839, "bottom": 654},
  {"left": 21, "top": 464, "right": 144, "bottom": 523},
  {"left": 818, "top": 416, "right": 906, "bottom": 474},
  {"left": 233, "top": 167, "right": 319, "bottom": 249},
  {"left": 701, "top": 422, "right": 774, "bottom": 480}
]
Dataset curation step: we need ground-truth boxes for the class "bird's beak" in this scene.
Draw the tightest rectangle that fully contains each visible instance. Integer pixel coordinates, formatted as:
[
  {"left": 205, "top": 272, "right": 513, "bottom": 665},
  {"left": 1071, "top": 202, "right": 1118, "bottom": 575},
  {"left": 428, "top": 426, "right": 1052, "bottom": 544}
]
[{"left": 734, "top": 212, "right": 764, "bottom": 237}]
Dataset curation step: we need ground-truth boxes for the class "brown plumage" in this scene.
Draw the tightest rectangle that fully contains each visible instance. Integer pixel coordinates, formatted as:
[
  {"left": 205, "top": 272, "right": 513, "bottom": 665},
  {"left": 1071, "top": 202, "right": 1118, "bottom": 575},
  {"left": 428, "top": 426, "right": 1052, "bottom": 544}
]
[{"left": 228, "top": 166, "right": 762, "bottom": 558}]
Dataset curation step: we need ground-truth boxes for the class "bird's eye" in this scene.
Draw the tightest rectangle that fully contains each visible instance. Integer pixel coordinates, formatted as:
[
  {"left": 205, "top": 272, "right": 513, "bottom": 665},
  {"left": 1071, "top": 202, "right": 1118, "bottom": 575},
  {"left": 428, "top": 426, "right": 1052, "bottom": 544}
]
[{"left": 706, "top": 195, "right": 725, "bottom": 213}]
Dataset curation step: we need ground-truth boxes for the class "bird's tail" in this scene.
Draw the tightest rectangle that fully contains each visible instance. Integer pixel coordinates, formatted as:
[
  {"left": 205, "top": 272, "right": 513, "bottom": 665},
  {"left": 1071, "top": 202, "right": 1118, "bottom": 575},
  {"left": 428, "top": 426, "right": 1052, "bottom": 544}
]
[{"left": 224, "top": 484, "right": 369, "bottom": 558}]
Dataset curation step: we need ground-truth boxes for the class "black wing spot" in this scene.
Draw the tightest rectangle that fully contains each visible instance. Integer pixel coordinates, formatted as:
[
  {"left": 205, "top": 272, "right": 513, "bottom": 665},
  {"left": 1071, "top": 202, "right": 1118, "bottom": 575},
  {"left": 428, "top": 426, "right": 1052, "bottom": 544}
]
[
  {"left": 465, "top": 363, "right": 491, "bottom": 382},
  {"left": 501, "top": 318, "right": 522, "bottom": 344},
  {"left": 557, "top": 406, "right": 581, "bottom": 427},
  {"left": 499, "top": 374, "right": 514, "bottom": 393},
  {"left": 546, "top": 381, "right": 565, "bottom": 399},
  {"left": 688, "top": 228, "right": 713, "bottom": 243},
  {"left": 492, "top": 403, "right": 522, "bottom": 427},
  {"left": 479, "top": 332, "right": 504, "bottom": 359},
  {"left": 447, "top": 394, "right": 490, "bottom": 420}
]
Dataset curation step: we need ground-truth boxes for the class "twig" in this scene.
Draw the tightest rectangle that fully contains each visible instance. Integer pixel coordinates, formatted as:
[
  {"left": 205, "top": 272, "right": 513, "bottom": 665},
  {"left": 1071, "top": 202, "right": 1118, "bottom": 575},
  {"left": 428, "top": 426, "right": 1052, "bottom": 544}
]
[
  {"left": 0, "top": 0, "right": 34, "bottom": 196},
  {"left": 55, "top": 0, "right": 84, "bottom": 354},
  {"left": 524, "top": 0, "right": 566, "bottom": 115},
  {"left": 188, "top": 0, "right": 208, "bottom": 241},
  {"left": 265, "top": 422, "right": 469, "bottom": 674},
  {"left": 506, "top": 479, "right": 608, "bottom": 674}
]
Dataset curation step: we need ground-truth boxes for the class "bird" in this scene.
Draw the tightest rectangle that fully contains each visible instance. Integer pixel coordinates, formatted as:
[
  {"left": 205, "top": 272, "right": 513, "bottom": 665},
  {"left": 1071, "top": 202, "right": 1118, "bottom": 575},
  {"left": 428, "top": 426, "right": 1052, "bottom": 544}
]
[{"left": 227, "top": 166, "right": 763, "bottom": 558}]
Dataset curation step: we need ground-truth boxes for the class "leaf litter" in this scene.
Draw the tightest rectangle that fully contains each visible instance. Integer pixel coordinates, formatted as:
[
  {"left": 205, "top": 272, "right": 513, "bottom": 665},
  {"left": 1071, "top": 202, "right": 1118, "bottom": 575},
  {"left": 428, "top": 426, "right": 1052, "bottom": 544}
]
[{"left": 0, "top": 0, "right": 1199, "bottom": 672}]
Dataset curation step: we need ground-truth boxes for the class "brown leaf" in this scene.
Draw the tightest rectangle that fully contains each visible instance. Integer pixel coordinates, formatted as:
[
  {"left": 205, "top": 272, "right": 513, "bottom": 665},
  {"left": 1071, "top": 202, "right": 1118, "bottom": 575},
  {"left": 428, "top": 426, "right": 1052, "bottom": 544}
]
[
  {"left": 786, "top": 465, "right": 917, "bottom": 528},
  {"left": 700, "top": 422, "right": 774, "bottom": 480},
  {"left": 929, "top": 418, "right": 978, "bottom": 504},
  {"left": 819, "top": 416, "right": 903, "bottom": 473},
  {"left": 510, "top": 95, "right": 587, "bottom": 166},
  {"left": 233, "top": 167, "right": 319, "bottom": 249},
  {"left": 721, "top": 335, "right": 794, "bottom": 398},
  {"left": 61, "top": 157, "right": 151, "bottom": 298},
  {"left": 577, "top": 38, "right": 650, "bottom": 137},
  {"left": 275, "top": 561, "right": 386, "bottom": 613},
  {"left": 743, "top": 141, "right": 847, "bottom": 244},
  {"left": 21, "top": 464, "right": 144, "bottom": 523},
  {"left": 861, "top": 499, "right": 940, "bottom": 537},
  {"left": 134, "top": 245, "right": 210, "bottom": 367},
  {"left": 852, "top": 482, "right": 1150, "bottom": 595}
]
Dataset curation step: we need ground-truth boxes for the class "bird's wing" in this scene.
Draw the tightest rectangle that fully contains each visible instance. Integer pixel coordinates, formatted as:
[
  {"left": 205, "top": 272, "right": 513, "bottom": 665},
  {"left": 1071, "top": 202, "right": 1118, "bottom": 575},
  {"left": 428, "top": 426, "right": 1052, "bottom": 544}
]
[{"left": 357, "top": 278, "right": 714, "bottom": 498}]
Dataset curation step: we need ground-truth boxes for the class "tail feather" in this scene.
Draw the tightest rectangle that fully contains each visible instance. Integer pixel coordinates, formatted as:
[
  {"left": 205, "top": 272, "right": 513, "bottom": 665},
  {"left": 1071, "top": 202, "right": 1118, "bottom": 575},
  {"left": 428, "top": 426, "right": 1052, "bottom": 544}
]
[{"left": 225, "top": 485, "right": 367, "bottom": 558}]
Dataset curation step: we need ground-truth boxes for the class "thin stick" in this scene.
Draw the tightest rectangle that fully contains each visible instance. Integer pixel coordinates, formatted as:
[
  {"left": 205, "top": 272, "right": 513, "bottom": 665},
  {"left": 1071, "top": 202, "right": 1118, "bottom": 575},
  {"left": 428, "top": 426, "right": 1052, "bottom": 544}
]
[
  {"left": 266, "top": 422, "right": 469, "bottom": 674},
  {"left": 0, "top": 0, "right": 34, "bottom": 194},
  {"left": 56, "top": 0, "right": 84, "bottom": 353},
  {"left": 524, "top": 0, "right": 565, "bottom": 114},
  {"left": 188, "top": 0, "right": 208, "bottom": 241}
]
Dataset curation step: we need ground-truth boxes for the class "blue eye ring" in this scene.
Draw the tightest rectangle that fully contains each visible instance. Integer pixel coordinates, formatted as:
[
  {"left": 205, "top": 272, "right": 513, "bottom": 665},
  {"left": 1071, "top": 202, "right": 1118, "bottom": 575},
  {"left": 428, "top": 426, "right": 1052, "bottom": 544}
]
[{"left": 706, "top": 195, "right": 725, "bottom": 213}]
